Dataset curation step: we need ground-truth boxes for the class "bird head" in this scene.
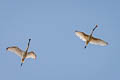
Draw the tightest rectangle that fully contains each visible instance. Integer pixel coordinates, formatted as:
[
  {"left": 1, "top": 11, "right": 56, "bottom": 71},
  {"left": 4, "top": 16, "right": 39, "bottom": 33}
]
[
  {"left": 95, "top": 24, "right": 98, "bottom": 27},
  {"left": 29, "top": 39, "right": 31, "bottom": 41}
]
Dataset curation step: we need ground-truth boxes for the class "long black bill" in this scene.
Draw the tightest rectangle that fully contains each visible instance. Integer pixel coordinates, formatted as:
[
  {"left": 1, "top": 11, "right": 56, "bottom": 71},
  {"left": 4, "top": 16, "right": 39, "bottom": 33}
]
[
  {"left": 93, "top": 25, "right": 98, "bottom": 32},
  {"left": 27, "top": 38, "right": 31, "bottom": 49},
  {"left": 89, "top": 25, "right": 98, "bottom": 38}
]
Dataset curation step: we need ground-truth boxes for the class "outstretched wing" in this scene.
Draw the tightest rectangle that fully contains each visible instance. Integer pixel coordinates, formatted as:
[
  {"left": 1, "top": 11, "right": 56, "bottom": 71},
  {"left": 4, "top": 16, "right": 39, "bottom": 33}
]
[
  {"left": 75, "top": 31, "right": 89, "bottom": 41},
  {"left": 90, "top": 37, "right": 108, "bottom": 46},
  {"left": 6, "top": 46, "right": 24, "bottom": 57},
  {"left": 26, "top": 51, "right": 36, "bottom": 59}
]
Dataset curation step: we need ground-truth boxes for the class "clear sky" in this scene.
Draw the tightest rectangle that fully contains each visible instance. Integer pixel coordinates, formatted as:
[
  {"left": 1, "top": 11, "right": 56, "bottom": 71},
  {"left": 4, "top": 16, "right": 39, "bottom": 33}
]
[{"left": 0, "top": 0, "right": 120, "bottom": 80}]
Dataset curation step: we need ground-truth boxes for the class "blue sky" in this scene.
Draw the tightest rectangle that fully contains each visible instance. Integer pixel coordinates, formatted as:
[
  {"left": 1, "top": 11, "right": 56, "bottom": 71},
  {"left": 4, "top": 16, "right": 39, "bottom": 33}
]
[{"left": 0, "top": 0, "right": 120, "bottom": 80}]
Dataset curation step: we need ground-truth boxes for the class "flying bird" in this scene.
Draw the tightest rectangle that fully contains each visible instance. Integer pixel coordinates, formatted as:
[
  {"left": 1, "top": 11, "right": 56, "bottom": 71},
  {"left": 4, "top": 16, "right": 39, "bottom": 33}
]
[
  {"left": 6, "top": 39, "right": 37, "bottom": 67},
  {"left": 75, "top": 25, "right": 108, "bottom": 48}
]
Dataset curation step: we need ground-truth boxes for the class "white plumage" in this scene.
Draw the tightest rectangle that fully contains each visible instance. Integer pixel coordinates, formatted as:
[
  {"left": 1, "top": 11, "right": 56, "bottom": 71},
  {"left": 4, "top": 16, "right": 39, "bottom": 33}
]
[
  {"left": 6, "top": 46, "right": 36, "bottom": 59},
  {"left": 75, "top": 25, "right": 108, "bottom": 48},
  {"left": 6, "top": 39, "right": 36, "bottom": 66},
  {"left": 7, "top": 46, "right": 24, "bottom": 57},
  {"left": 26, "top": 51, "right": 36, "bottom": 59}
]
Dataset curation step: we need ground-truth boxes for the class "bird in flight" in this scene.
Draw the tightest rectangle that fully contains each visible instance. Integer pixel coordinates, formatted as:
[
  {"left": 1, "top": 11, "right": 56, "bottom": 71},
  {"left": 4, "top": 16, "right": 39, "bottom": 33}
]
[
  {"left": 6, "top": 39, "right": 37, "bottom": 67},
  {"left": 75, "top": 25, "right": 108, "bottom": 48}
]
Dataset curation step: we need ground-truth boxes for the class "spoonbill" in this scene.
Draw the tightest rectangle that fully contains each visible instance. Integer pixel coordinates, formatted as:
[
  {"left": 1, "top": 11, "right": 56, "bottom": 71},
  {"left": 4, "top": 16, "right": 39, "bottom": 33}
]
[
  {"left": 6, "top": 39, "right": 36, "bottom": 67},
  {"left": 75, "top": 25, "right": 108, "bottom": 48}
]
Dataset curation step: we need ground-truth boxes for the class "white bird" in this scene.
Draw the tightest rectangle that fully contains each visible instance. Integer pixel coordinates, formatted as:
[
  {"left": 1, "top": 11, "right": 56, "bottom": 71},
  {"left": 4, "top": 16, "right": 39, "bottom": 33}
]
[
  {"left": 6, "top": 39, "right": 37, "bottom": 67},
  {"left": 75, "top": 25, "right": 108, "bottom": 48}
]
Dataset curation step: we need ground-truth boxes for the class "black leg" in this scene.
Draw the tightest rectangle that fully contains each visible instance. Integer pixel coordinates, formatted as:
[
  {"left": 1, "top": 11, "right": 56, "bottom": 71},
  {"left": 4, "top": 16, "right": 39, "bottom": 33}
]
[{"left": 21, "top": 63, "right": 23, "bottom": 67}]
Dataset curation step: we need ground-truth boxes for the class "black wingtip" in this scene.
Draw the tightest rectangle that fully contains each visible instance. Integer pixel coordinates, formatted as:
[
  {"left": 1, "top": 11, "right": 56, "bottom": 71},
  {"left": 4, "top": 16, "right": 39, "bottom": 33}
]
[
  {"left": 6, "top": 47, "right": 9, "bottom": 50},
  {"left": 74, "top": 30, "right": 79, "bottom": 33}
]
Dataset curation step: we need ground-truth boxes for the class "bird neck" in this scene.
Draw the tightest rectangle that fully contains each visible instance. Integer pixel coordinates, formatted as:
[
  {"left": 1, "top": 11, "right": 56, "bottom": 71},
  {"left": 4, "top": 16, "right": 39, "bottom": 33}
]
[{"left": 25, "top": 39, "right": 31, "bottom": 53}]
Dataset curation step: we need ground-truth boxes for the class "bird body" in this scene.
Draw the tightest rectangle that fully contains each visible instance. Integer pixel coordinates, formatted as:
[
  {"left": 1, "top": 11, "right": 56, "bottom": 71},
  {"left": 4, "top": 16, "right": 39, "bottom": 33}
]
[
  {"left": 6, "top": 39, "right": 36, "bottom": 66},
  {"left": 75, "top": 25, "right": 108, "bottom": 48}
]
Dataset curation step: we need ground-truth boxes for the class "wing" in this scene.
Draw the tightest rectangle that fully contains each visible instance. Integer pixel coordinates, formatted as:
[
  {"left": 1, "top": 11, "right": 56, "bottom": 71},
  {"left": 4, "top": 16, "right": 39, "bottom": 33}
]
[
  {"left": 90, "top": 37, "right": 108, "bottom": 46},
  {"left": 26, "top": 51, "right": 36, "bottom": 59},
  {"left": 75, "top": 31, "right": 89, "bottom": 41},
  {"left": 6, "top": 46, "right": 23, "bottom": 57}
]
